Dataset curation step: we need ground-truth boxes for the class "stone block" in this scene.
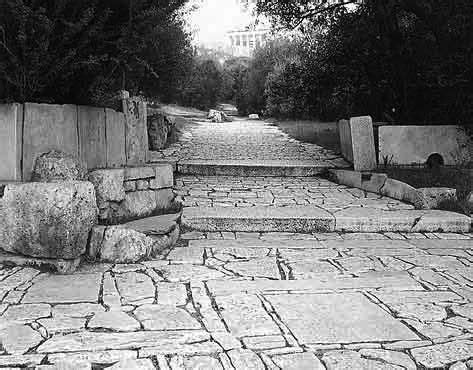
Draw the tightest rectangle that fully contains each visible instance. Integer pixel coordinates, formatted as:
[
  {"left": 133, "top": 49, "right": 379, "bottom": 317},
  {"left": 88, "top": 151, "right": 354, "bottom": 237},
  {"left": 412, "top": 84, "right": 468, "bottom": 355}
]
[
  {"left": 87, "top": 225, "right": 107, "bottom": 260},
  {"left": 99, "top": 226, "right": 155, "bottom": 263},
  {"left": 380, "top": 179, "right": 426, "bottom": 209},
  {"left": 338, "top": 119, "right": 353, "bottom": 163},
  {"left": 32, "top": 150, "right": 86, "bottom": 182},
  {"left": 136, "top": 180, "right": 149, "bottom": 190},
  {"left": 0, "top": 103, "right": 23, "bottom": 181},
  {"left": 123, "top": 99, "right": 148, "bottom": 166},
  {"left": 22, "top": 103, "right": 79, "bottom": 181},
  {"left": 122, "top": 191, "right": 157, "bottom": 219},
  {"left": 78, "top": 106, "right": 107, "bottom": 170},
  {"left": 360, "top": 173, "right": 387, "bottom": 193},
  {"left": 0, "top": 251, "right": 81, "bottom": 274},
  {"left": 125, "top": 166, "right": 155, "bottom": 180},
  {"left": 349, "top": 116, "right": 377, "bottom": 171},
  {"left": 0, "top": 181, "right": 98, "bottom": 259},
  {"left": 379, "top": 125, "right": 473, "bottom": 166},
  {"left": 105, "top": 108, "right": 126, "bottom": 168},
  {"left": 88, "top": 169, "right": 125, "bottom": 202},
  {"left": 328, "top": 170, "right": 361, "bottom": 188},
  {"left": 124, "top": 181, "right": 136, "bottom": 192},
  {"left": 150, "top": 164, "right": 174, "bottom": 189}
]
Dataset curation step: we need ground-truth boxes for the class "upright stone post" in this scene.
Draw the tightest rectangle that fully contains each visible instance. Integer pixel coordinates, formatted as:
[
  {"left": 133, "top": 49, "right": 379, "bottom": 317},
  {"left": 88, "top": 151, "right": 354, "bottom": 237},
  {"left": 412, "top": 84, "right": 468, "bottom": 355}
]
[
  {"left": 122, "top": 93, "right": 148, "bottom": 166},
  {"left": 0, "top": 103, "right": 23, "bottom": 181},
  {"left": 349, "top": 116, "right": 377, "bottom": 171}
]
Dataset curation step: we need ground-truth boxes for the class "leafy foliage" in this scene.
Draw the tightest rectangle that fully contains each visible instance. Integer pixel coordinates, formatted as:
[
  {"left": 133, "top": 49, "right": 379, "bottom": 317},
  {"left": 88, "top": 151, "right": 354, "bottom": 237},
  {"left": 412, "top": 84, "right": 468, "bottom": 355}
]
[
  {"left": 246, "top": 0, "right": 473, "bottom": 124},
  {"left": 0, "top": 0, "right": 193, "bottom": 107}
]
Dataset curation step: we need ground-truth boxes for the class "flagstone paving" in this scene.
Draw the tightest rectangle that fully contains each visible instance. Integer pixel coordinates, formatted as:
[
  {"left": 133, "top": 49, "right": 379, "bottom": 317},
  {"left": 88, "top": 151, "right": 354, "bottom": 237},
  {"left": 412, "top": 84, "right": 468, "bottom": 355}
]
[
  {"left": 0, "top": 232, "right": 472, "bottom": 369},
  {"left": 1, "top": 118, "right": 472, "bottom": 368}
]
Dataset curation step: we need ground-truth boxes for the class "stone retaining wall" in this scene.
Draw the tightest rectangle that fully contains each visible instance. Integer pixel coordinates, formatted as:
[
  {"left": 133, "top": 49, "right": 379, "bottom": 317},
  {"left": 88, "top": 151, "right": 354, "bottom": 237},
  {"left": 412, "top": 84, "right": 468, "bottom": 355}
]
[
  {"left": 0, "top": 99, "right": 148, "bottom": 182},
  {"left": 89, "top": 164, "right": 180, "bottom": 225},
  {"left": 379, "top": 125, "right": 473, "bottom": 166}
]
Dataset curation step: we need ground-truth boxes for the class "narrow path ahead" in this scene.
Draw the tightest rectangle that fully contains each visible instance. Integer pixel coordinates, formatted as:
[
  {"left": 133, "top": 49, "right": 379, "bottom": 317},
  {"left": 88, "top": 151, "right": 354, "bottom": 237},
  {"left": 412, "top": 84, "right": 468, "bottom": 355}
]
[{"left": 0, "top": 116, "right": 471, "bottom": 369}]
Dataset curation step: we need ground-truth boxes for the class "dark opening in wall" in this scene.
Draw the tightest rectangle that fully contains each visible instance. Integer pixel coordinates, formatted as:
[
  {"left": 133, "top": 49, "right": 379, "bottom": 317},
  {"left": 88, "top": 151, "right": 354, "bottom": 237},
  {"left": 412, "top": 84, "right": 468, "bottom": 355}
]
[{"left": 426, "top": 153, "right": 444, "bottom": 169}]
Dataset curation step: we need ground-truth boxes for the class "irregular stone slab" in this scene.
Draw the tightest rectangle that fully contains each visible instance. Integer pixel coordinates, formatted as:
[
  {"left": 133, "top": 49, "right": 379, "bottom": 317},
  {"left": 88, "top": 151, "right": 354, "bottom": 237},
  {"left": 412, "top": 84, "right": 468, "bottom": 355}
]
[
  {"left": 358, "top": 349, "right": 416, "bottom": 370},
  {"left": 242, "top": 335, "right": 286, "bottom": 350},
  {"left": 139, "top": 340, "right": 222, "bottom": 357},
  {"left": 37, "top": 330, "right": 210, "bottom": 353},
  {"left": 134, "top": 304, "right": 201, "bottom": 330},
  {"left": 0, "top": 267, "right": 40, "bottom": 291},
  {"left": 410, "top": 340, "right": 473, "bottom": 368},
  {"left": 0, "top": 354, "right": 45, "bottom": 367},
  {"left": 279, "top": 249, "right": 338, "bottom": 261},
  {"left": 191, "top": 239, "right": 324, "bottom": 249},
  {"left": 183, "top": 206, "right": 335, "bottom": 233},
  {"left": 38, "top": 316, "right": 86, "bottom": 333},
  {"left": 403, "top": 319, "right": 462, "bottom": 340},
  {"left": 227, "top": 349, "right": 265, "bottom": 370},
  {"left": 48, "top": 350, "right": 137, "bottom": 366},
  {"left": 22, "top": 274, "right": 101, "bottom": 304},
  {"left": 178, "top": 160, "right": 332, "bottom": 177},
  {"left": 272, "top": 352, "right": 325, "bottom": 370},
  {"left": 0, "top": 324, "right": 43, "bottom": 355},
  {"left": 334, "top": 208, "right": 471, "bottom": 233},
  {"left": 2, "top": 303, "right": 51, "bottom": 323},
  {"left": 0, "top": 181, "right": 97, "bottom": 259},
  {"left": 108, "top": 358, "right": 155, "bottom": 370},
  {"left": 158, "top": 265, "right": 226, "bottom": 282},
  {"left": 52, "top": 303, "right": 104, "bottom": 318},
  {"left": 88, "top": 311, "right": 140, "bottom": 332},
  {"left": 452, "top": 303, "right": 473, "bottom": 320},
  {"left": 225, "top": 257, "right": 280, "bottom": 279},
  {"left": 322, "top": 350, "right": 403, "bottom": 370},
  {"left": 214, "top": 294, "right": 280, "bottom": 337},
  {"left": 123, "top": 214, "right": 180, "bottom": 236},
  {"left": 115, "top": 272, "right": 155, "bottom": 305},
  {"left": 289, "top": 261, "right": 340, "bottom": 279},
  {"left": 0, "top": 251, "right": 81, "bottom": 274},
  {"left": 171, "top": 356, "right": 223, "bottom": 370},
  {"left": 156, "top": 282, "right": 187, "bottom": 306},
  {"left": 207, "top": 272, "right": 422, "bottom": 296},
  {"left": 399, "top": 255, "right": 466, "bottom": 270},
  {"left": 167, "top": 247, "right": 205, "bottom": 264},
  {"left": 267, "top": 293, "right": 418, "bottom": 344},
  {"left": 36, "top": 360, "right": 92, "bottom": 370}
]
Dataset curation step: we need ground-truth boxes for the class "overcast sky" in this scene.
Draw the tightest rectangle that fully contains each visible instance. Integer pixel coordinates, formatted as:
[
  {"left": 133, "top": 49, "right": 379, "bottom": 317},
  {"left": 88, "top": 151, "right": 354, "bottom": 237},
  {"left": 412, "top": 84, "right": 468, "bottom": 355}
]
[{"left": 186, "top": 0, "right": 254, "bottom": 46}]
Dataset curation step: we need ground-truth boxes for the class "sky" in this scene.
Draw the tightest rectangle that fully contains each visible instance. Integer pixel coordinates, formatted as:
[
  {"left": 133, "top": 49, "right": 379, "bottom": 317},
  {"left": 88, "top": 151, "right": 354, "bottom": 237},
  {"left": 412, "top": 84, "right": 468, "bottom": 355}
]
[{"left": 185, "top": 0, "right": 255, "bottom": 47}]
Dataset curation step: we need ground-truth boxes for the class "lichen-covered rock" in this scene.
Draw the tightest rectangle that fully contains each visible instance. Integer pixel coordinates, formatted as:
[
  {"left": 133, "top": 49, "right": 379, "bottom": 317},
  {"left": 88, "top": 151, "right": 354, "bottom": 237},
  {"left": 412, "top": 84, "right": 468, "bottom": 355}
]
[
  {"left": 418, "top": 187, "right": 457, "bottom": 210},
  {"left": 0, "top": 181, "right": 97, "bottom": 259},
  {"left": 88, "top": 169, "right": 125, "bottom": 203},
  {"left": 98, "top": 227, "right": 156, "bottom": 263},
  {"left": 208, "top": 110, "right": 231, "bottom": 123},
  {"left": 32, "top": 150, "right": 86, "bottom": 182},
  {"left": 147, "top": 113, "right": 175, "bottom": 151}
]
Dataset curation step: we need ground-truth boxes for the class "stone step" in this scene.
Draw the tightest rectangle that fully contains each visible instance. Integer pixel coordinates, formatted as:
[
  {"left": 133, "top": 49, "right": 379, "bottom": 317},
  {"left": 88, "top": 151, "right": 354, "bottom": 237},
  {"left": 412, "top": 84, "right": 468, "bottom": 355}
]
[
  {"left": 182, "top": 206, "right": 471, "bottom": 233},
  {"left": 123, "top": 213, "right": 181, "bottom": 236},
  {"left": 177, "top": 160, "right": 348, "bottom": 177}
]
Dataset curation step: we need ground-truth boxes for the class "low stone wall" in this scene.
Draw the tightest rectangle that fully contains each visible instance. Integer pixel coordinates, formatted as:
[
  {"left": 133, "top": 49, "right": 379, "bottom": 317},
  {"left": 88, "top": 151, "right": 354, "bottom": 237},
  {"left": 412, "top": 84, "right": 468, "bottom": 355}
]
[
  {"left": 337, "top": 116, "right": 377, "bottom": 171},
  {"left": 378, "top": 125, "right": 473, "bottom": 166},
  {"left": 0, "top": 98, "right": 148, "bottom": 182},
  {"left": 89, "top": 164, "right": 180, "bottom": 225}
]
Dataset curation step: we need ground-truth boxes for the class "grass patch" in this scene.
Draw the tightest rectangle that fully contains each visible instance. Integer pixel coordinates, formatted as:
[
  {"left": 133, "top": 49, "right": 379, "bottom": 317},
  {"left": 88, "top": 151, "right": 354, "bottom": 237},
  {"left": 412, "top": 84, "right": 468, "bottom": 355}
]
[
  {"left": 376, "top": 166, "right": 472, "bottom": 215},
  {"left": 273, "top": 120, "right": 340, "bottom": 152}
]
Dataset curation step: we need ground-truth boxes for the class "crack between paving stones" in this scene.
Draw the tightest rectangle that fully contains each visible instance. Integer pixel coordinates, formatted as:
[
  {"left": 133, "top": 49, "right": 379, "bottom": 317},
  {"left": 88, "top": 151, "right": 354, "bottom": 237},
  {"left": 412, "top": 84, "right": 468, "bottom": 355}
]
[{"left": 203, "top": 282, "right": 231, "bottom": 333}]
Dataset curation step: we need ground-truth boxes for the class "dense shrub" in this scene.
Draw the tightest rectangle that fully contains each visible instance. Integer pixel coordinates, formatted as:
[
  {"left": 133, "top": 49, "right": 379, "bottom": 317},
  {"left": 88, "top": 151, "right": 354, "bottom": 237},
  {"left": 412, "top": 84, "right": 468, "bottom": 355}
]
[
  {"left": 0, "top": 0, "right": 193, "bottom": 107},
  {"left": 237, "top": 0, "right": 473, "bottom": 124}
]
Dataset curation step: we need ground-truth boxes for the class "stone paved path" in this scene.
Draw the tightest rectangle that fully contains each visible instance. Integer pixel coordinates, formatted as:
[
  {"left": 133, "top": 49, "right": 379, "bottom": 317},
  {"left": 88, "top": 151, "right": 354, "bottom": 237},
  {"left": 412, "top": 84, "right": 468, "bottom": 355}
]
[{"left": 0, "top": 117, "right": 472, "bottom": 369}]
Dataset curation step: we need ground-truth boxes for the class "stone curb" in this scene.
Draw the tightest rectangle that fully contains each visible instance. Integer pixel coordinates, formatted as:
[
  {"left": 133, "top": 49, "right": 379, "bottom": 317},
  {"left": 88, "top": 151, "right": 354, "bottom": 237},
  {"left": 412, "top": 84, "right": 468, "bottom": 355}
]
[{"left": 328, "top": 169, "right": 458, "bottom": 211}]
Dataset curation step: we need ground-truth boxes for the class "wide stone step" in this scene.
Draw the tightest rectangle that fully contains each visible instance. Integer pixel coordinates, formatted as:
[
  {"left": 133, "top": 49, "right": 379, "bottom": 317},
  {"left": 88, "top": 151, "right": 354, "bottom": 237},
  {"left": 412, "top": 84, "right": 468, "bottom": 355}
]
[
  {"left": 182, "top": 206, "right": 471, "bottom": 233},
  {"left": 177, "top": 160, "right": 348, "bottom": 177}
]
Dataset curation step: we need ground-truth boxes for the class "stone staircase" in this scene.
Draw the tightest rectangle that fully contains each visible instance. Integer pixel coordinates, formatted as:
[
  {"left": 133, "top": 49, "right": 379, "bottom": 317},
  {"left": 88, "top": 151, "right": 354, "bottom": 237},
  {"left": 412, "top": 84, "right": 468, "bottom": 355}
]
[{"left": 177, "top": 162, "right": 471, "bottom": 234}]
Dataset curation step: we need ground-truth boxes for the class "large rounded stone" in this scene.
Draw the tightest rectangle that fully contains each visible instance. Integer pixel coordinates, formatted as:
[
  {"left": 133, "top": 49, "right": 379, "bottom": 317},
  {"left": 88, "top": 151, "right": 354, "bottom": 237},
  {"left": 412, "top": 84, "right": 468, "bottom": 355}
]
[
  {"left": 147, "top": 113, "right": 175, "bottom": 151},
  {"left": 418, "top": 187, "right": 457, "bottom": 210},
  {"left": 32, "top": 150, "right": 86, "bottom": 182},
  {"left": 0, "top": 182, "right": 98, "bottom": 259},
  {"left": 99, "top": 227, "right": 155, "bottom": 263},
  {"left": 88, "top": 169, "right": 125, "bottom": 203}
]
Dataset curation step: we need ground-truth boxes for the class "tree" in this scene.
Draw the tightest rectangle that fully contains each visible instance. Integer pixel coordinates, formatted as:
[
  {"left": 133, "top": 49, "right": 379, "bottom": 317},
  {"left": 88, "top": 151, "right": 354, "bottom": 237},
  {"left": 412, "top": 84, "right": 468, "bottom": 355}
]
[{"left": 0, "top": 0, "right": 193, "bottom": 106}]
